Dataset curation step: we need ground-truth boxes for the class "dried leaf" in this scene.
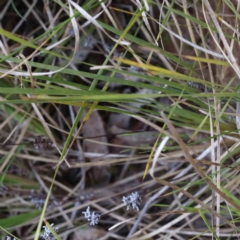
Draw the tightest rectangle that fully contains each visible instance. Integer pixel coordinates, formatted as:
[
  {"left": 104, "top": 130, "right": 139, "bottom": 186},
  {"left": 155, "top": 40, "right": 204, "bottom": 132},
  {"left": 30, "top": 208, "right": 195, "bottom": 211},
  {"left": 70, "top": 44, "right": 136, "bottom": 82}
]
[
  {"left": 82, "top": 111, "right": 109, "bottom": 154},
  {"left": 81, "top": 110, "right": 110, "bottom": 182}
]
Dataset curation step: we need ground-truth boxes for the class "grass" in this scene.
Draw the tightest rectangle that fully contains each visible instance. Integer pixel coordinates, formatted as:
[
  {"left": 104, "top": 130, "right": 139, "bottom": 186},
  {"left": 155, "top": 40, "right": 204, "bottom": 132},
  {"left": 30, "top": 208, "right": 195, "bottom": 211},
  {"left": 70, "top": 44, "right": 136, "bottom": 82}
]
[{"left": 1, "top": 0, "right": 240, "bottom": 239}]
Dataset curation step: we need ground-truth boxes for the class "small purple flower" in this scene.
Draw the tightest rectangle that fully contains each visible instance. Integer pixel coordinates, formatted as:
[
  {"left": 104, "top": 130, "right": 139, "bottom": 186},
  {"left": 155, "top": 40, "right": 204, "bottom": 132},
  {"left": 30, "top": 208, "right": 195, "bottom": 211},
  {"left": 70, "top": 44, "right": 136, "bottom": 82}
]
[
  {"left": 82, "top": 206, "right": 100, "bottom": 226},
  {"left": 122, "top": 192, "right": 142, "bottom": 211}
]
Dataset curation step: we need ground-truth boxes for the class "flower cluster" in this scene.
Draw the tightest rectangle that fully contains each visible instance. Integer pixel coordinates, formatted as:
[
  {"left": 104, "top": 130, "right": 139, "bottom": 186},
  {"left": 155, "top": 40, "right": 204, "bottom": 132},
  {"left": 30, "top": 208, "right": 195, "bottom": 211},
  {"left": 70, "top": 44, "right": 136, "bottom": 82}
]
[
  {"left": 81, "top": 192, "right": 141, "bottom": 227},
  {"left": 82, "top": 206, "right": 100, "bottom": 226},
  {"left": 29, "top": 190, "right": 61, "bottom": 210},
  {"left": 6, "top": 237, "right": 16, "bottom": 240},
  {"left": 82, "top": 35, "right": 97, "bottom": 48},
  {"left": 122, "top": 192, "right": 142, "bottom": 211},
  {"left": 33, "top": 136, "right": 53, "bottom": 150},
  {"left": 40, "top": 223, "right": 58, "bottom": 240},
  {"left": 74, "top": 192, "right": 95, "bottom": 207},
  {"left": 0, "top": 184, "right": 8, "bottom": 195}
]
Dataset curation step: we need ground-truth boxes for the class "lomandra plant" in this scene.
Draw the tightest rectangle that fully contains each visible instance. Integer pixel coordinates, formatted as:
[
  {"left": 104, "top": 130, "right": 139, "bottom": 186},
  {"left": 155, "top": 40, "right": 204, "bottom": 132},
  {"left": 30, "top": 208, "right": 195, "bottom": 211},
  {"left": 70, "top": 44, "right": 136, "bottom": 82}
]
[{"left": 1, "top": 0, "right": 240, "bottom": 239}]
